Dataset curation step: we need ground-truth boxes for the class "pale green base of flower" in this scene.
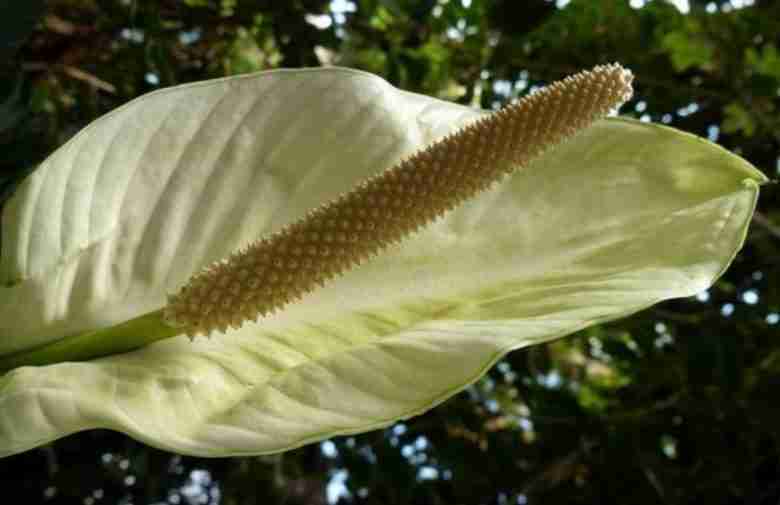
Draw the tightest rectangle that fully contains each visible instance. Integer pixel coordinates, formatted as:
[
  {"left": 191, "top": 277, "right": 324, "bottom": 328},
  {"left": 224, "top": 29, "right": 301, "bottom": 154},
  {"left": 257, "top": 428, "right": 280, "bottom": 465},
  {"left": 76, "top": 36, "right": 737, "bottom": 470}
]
[{"left": 0, "top": 311, "right": 178, "bottom": 372}]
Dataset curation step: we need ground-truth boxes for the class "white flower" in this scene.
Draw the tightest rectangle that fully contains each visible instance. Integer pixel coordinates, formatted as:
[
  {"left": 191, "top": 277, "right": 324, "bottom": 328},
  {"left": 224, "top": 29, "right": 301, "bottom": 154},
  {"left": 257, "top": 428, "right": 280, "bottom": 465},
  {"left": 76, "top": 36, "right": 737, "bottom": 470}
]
[{"left": 0, "top": 66, "right": 765, "bottom": 457}]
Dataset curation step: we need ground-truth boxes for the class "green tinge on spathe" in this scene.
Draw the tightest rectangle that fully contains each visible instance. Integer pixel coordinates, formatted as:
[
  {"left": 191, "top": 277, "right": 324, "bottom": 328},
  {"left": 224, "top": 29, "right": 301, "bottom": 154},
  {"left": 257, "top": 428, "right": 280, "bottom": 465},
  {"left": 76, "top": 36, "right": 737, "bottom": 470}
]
[{"left": 0, "top": 67, "right": 767, "bottom": 458}]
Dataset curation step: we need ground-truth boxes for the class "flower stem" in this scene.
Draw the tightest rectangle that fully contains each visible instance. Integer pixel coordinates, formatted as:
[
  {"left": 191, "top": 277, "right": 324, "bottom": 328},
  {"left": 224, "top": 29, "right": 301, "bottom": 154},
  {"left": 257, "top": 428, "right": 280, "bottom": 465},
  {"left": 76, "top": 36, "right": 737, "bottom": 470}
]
[{"left": 0, "top": 310, "right": 180, "bottom": 372}]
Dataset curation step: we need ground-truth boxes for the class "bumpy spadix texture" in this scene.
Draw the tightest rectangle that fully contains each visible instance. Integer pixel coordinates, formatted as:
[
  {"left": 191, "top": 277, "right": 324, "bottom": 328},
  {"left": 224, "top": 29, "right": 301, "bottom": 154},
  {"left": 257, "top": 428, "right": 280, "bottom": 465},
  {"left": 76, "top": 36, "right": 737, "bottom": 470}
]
[{"left": 164, "top": 64, "right": 634, "bottom": 336}]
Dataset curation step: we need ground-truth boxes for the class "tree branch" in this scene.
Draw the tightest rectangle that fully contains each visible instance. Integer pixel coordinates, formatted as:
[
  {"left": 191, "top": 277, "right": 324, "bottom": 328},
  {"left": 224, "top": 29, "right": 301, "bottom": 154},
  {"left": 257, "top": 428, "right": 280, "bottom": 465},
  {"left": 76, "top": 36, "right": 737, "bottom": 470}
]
[{"left": 22, "top": 62, "right": 116, "bottom": 94}]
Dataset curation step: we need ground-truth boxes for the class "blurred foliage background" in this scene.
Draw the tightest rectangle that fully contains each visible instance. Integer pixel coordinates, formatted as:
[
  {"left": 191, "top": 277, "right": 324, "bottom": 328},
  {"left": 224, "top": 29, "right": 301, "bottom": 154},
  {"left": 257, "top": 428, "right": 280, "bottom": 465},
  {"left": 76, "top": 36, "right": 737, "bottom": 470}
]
[{"left": 2, "top": 0, "right": 780, "bottom": 503}]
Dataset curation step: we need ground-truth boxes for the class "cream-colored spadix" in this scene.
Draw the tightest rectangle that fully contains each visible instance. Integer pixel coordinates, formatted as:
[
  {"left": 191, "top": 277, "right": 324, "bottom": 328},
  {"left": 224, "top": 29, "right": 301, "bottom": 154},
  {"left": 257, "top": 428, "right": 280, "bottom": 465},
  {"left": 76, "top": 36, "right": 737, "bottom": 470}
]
[{"left": 164, "top": 64, "right": 634, "bottom": 336}]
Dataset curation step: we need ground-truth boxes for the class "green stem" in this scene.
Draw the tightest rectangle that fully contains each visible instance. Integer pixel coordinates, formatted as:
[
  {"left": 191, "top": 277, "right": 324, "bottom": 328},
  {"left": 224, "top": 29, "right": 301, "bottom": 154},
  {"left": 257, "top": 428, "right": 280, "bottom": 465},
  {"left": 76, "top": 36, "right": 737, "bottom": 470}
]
[{"left": 0, "top": 310, "right": 181, "bottom": 373}]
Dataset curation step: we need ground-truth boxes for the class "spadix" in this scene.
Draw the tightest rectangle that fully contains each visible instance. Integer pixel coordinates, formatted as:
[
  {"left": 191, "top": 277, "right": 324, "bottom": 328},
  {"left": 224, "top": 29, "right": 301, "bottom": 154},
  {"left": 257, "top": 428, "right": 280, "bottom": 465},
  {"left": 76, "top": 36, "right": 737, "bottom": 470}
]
[{"left": 165, "top": 64, "right": 633, "bottom": 337}]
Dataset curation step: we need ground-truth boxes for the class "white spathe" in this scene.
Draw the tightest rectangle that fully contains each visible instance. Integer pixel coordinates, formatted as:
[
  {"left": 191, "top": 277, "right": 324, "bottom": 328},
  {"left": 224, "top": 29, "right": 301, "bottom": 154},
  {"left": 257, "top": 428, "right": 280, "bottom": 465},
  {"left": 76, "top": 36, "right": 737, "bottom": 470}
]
[{"left": 0, "top": 67, "right": 766, "bottom": 457}]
